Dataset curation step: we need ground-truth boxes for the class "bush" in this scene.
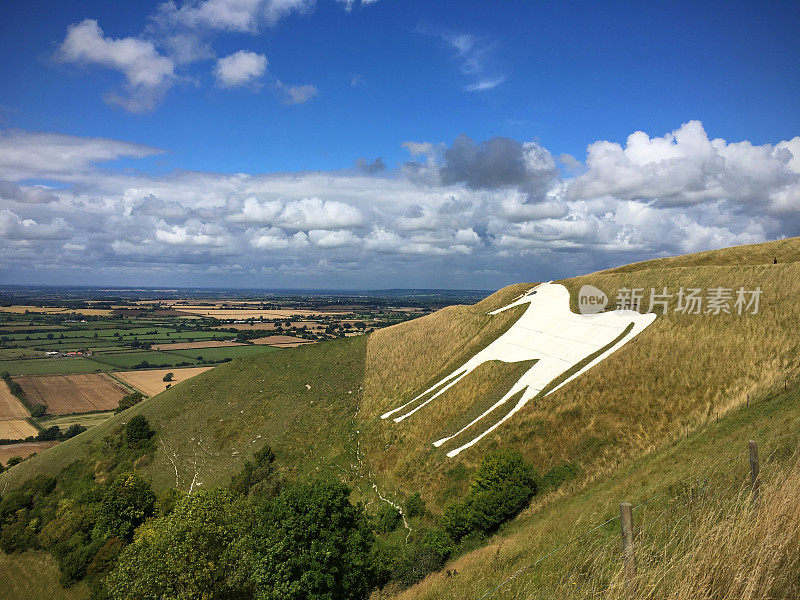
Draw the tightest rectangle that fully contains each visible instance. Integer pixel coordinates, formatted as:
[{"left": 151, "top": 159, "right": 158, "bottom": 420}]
[
  {"left": 162, "top": 372, "right": 174, "bottom": 382},
  {"left": 376, "top": 503, "right": 402, "bottom": 533},
  {"left": 125, "top": 415, "right": 154, "bottom": 446},
  {"left": 116, "top": 392, "right": 144, "bottom": 414},
  {"left": 229, "top": 445, "right": 278, "bottom": 498},
  {"left": 31, "top": 403, "right": 46, "bottom": 417},
  {"left": 94, "top": 471, "right": 155, "bottom": 541},
  {"left": 37, "top": 425, "right": 62, "bottom": 441},
  {"left": 64, "top": 423, "right": 87, "bottom": 439},
  {"left": 405, "top": 492, "right": 425, "bottom": 518},
  {"left": 442, "top": 449, "right": 538, "bottom": 541},
  {"left": 5, "top": 455, "right": 23, "bottom": 467}
]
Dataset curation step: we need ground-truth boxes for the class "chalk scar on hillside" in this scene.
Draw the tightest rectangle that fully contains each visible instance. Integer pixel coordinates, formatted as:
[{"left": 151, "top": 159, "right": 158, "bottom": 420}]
[{"left": 380, "top": 282, "right": 656, "bottom": 457}]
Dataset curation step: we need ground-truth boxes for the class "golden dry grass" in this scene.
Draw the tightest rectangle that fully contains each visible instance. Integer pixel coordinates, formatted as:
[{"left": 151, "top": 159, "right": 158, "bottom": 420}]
[
  {"left": 0, "top": 419, "right": 38, "bottom": 439},
  {"left": 0, "top": 379, "right": 29, "bottom": 419},
  {"left": 113, "top": 366, "right": 214, "bottom": 396},
  {"left": 14, "top": 374, "right": 127, "bottom": 414}
]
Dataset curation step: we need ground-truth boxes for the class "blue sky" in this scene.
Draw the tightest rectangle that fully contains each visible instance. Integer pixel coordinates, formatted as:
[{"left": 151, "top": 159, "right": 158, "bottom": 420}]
[{"left": 0, "top": 0, "right": 799, "bottom": 289}]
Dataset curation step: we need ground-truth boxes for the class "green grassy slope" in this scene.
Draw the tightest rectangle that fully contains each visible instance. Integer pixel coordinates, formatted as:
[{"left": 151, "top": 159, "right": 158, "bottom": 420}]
[{"left": 1, "top": 335, "right": 367, "bottom": 494}]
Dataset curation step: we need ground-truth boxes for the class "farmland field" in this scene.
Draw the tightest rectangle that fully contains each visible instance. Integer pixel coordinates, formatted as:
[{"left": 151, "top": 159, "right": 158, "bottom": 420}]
[
  {"left": 0, "top": 419, "right": 38, "bottom": 439},
  {"left": 14, "top": 374, "right": 127, "bottom": 414},
  {"left": 151, "top": 340, "right": 245, "bottom": 351},
  {"left": 167, "top": 344, "right": 279, "bottom": 362},
  {"left": 89, "top": 350, "right": 200, "bottom": 369},
  {"left": 0, "top": 357, "right": 109, "bottom": 375},
  {"left": 38, "top": 411, "right": 115, "bottom": 432},
  {"left": 0, "top": 442, "right": 59, "bottom": 465},
  {"left": 251, "top": 336, "right": 314, "bottom": 347},
  {"left": 114, "top": 366, "right": 214, "bottom": 396},
  {"left": 0, "top": 380, "right": 29, "bottom": 419}
]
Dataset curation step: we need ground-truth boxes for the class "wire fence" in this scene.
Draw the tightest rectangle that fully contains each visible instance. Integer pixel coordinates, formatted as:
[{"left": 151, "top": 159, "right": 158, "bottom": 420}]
[{"left": 477, "top": 429, "right": 800, "bottom": 599}]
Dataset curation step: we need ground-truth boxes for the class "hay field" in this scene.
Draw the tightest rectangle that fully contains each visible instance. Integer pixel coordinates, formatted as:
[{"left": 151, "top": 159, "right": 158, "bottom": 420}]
[
  {"left": 14, "top": 374, "right": 127, "bottom": 414},
  {"left": 114, "top": 366, "right": 214, "bottom": 396},
  {"left": 0, "top": 380, "right": 29, "bottom": 419},
  {"left": 210, "top": 323, "right": 278, "bottom": 331},
  {"left": 0, "top": 419, "right": 38, "bottom": 439},
  {"left": 39, "top": 411, "right": 115, "bottom": 432},
  {"left": 151, "top": 340, "right": 245, "bottom": 351}
]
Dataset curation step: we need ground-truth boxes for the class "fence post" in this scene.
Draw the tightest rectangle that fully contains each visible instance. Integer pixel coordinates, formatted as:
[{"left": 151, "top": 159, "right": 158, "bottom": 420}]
[
  {"left": 749, "top": 440, "right": 760, "bottom": 505},
  {"left": 620, "top": 502, "right": 637, "bottom": 600}
]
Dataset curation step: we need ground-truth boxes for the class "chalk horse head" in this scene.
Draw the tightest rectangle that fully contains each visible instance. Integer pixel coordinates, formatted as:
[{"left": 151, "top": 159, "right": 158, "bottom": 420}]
[{"left": 380, "top": 282, "right": 656, "bottom": 457}]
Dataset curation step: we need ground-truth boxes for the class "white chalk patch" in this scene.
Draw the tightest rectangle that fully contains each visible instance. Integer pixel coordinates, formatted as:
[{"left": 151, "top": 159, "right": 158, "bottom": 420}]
[{"left": 381, "top": 282, "right": 656, "bottom": 457}]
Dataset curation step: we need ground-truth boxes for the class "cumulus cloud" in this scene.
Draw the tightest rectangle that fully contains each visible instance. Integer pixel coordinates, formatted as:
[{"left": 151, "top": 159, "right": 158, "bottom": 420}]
[
  {"left": 59, "top": 19, "right": 176, "bottom": 112},
  {"left": 214, "top": 50, "right": 267, "bottom": 87},
  {"left": 1, "top": 122, "right": 798, "bottom": 288},
  {"left": 568, "top": 121, "right": 800, "bottom": 210}
]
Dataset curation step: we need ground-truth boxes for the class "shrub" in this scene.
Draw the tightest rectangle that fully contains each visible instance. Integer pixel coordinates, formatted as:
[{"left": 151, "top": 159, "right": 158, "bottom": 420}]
[
  {"left": 442, "top": 449, "right": 539, "bottom": 541},
  {"left": 125, "top": 415, "right": 153, "bottom": 446},
  {"left": 64, "top": 423, "right": 87, "bottom": 439},
  {"left": 229, "top": 444, "right": 278, "bottom": 498},
  {"left": 4, "top": 455, "right": 22, "bottom": 467},
  {"left": 376, "top": 503, "right": 402, "bottom": 533},
  {"left": 37, "top": 425, "right": 62, "bottom": 441},
  {"left": 116, "top": 392, "right": 144, "bottom": 414},
  {"left": 31, "top": 403, "right": 46, "bottom": 417},
  {"left": 94, "top": 471, "right": 155, "bottom": 541},
  {"left": 162, "top": 372, "right": 174, "bottom": 382}
]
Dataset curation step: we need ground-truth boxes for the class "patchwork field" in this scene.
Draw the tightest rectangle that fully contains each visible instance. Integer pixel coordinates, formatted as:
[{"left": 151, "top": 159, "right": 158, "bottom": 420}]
[
  {"left": 151, "top": 340, "right": 245, "bottom": 351},
  {"left": 0, "top": 380, "right": 29, "bottom": 419},
  {"left": 179, "top": 307, "right": 347, "bottom": 318},
  {"left": 0, "top": 419, "right": 38, "bottom": 440},
  {"left": 167, "top": 344, "right": 279, "bottom": 362},
  {"left": 114, "top": 366, "right": 214, "bottom": 396},
  {"left": 0, "top": 306, "right": 113, "bottom": 316},
  {"left": 14, "top": 374, "right": 127, "bottom": 414}
]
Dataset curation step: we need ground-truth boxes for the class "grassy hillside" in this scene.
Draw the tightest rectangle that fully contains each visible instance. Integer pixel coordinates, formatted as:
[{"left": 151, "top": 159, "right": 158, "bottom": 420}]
[{"left": 2, "top": 237, "right": 800, "bottom": 599}]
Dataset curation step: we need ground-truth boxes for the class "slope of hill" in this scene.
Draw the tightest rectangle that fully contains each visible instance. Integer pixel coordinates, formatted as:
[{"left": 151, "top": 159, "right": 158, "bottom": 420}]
[{"left": 2, "top": 237, "right": 800, "bottom": 599}]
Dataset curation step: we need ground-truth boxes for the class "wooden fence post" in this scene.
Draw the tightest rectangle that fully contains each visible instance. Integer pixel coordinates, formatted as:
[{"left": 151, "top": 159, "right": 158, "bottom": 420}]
[
  {"left": 749, "top": 440, "right": 760, "bottom": 505},
  {"left": 620, "top": 502, "right": 637, "bottom": 600}
]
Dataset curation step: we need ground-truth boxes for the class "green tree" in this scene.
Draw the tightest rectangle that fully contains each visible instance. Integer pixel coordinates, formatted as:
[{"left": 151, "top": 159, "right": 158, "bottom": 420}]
[
  {"left": 125, "top": 415, "right": 154, "bottom": 446},
  {"left": 31, "top": 403, "right": 46, "bottom": 417},
  {"left": 106, "top": 489, "right": 241, "bottom": 600},
  {"left": 442, "top": 449, "right": 538, "bottom": 541},
  {"left": 404, "top": 492, "right": 425, "bottom": 518},
  {"left": 115, "top": 392, "right": 144, "bottom": 414},
  {"left": 162, "top": 372, "right": 174, "bottom": 382},
  {"left": 229, "top": 445, "right": 278, "bottom": 498},
  {"left": 238, "top": 479, "right": 376, "bottom": 600},
  {"left": 94, "top": 471, "right": 155, "bottom": 541}
]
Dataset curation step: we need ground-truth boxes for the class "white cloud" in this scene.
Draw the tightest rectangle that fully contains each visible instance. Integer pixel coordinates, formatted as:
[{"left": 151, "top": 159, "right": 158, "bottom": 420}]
[
  {"left": 214, "top": 50, "right": 267, "bottom": 88},
  {"left": 0, "top": 130, "right": 164, "bottom": 181},
  {"left": 155, "top": 0, "right": 314, "bottom": 33},
  {"left": 59, "top": 20, "right": 175, "bottom": 112},
  {"left": 568, "top": 121, "right": 800, "bottom": 210},
  {"left": 2, "top": 123, "right": 798, "bottom": 287},
  {"left": 274, "top": 80, "right": 318, "bottom": 105},
  {"left": 308, "top": 229, "right": 361, "bottom": 248}
]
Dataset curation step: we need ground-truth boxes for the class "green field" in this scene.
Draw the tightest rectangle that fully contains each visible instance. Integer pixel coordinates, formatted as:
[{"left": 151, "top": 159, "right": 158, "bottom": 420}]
[
  {"left": 38, "top": 411, "right": 116, "bottom": 432},
  {"left": 167, "top": 344, "right": 279, "bottom": 362},
  {"left": 88, "top": 350, "right": 200, "bottom": 369},
  {"left": 0, "top": 357, "right": 109, "bottom": 375}
]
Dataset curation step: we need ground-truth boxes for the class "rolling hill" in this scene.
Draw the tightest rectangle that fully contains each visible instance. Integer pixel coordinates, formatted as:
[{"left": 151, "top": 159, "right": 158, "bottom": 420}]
[{"left": 2, "top": 236, "right": 800, "bottom": 599}]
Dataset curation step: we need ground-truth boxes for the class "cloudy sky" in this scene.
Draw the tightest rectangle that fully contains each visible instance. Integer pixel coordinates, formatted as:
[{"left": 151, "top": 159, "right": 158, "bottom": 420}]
[{"left": 1, "top": 1, "right": 799, "bottom": 289}]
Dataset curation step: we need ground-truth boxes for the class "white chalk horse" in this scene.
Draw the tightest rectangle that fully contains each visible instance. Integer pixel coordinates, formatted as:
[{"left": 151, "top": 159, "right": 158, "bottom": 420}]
[{"left": 381, "top": 282, "right": 656, "bottom": 457}]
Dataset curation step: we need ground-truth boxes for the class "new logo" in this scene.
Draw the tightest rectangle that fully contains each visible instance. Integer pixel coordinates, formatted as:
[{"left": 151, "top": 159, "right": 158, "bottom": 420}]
[{"left": 578, "top": 285, "right": 608, "bottom": 314}]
